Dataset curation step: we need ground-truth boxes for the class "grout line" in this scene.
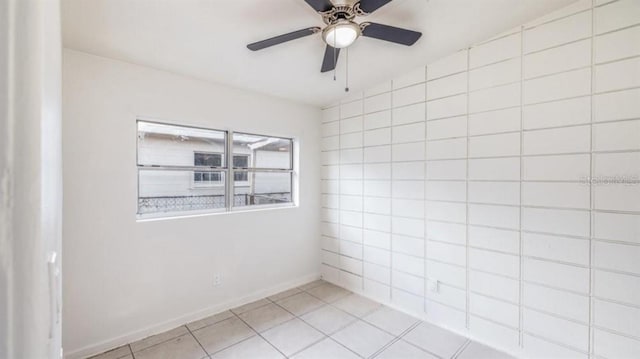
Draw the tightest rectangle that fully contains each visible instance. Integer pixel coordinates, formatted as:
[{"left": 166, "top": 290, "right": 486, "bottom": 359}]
[
  {"left": 184, "top": 325, "right": 213, "bottom": 359},
  {"left": 464, "top": 46, "right": 472, "bottom": 331},
  {"left": 589, "top": 1, "right": 596, "bottom": 358}
]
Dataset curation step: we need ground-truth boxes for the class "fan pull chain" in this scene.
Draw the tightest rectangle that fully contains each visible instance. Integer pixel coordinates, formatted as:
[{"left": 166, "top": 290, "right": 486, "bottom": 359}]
[
  {"left": 345, "top": 47, "right": 349, "bottom": 92},
  {"left": 333, "top": 31, "right": 337, "bottom": 81}
]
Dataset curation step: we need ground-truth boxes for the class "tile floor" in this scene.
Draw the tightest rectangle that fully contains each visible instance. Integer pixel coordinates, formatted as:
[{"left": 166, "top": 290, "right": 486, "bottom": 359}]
[{"left": 88, "top": 280, "right": 514, "bottom": 359}]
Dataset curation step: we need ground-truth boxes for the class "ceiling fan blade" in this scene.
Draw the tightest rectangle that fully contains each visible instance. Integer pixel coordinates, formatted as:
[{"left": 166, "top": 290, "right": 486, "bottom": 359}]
[
  {"left": 247, "top": 27, "right": 321, "bottom": 51},
  {"left": 321, "top": 45, "right": 340, "bottom": 73},
  {"left": 357, "top": 0, "right": 392, "bottom": 13},
  {"left": 361, "top": 22, "right": 422, "bottom": 46},
  {"left": 304, "top": 0, "right": 334, "bottom": 12}
]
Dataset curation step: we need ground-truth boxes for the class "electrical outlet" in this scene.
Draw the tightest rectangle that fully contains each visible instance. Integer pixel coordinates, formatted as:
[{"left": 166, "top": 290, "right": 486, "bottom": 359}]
[
  {"left": 427, "top": 279, "right": 439, "bottom": 293},
  {"left": 213, "top": 273, "right": 222, "bottom": 287}
]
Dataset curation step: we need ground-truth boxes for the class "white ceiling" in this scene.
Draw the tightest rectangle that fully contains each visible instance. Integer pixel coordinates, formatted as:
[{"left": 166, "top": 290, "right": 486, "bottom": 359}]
[{"left": 62, "top": 0, "right": 576, "bottom": 107}]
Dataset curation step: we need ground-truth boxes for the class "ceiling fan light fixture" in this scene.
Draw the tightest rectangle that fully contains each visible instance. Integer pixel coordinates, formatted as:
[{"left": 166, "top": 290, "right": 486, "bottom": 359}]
[{"left": 322, "top": 20, "right": 360, "bottom": 48}]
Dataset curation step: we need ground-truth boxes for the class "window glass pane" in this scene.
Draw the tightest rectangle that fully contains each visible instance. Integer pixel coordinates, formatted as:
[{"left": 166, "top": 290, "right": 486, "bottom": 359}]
[
  {"left": 233, "top": 171, "right": 292, "bottom": 207},
  {"left": 138, "top": 169, "right": 226, "bottom": 214},
  {"left": 232, "top": 133, "right": 292, "bottom": 169},
  {"left": 138, "top": 121, "right": 226, "bottom": 167}
]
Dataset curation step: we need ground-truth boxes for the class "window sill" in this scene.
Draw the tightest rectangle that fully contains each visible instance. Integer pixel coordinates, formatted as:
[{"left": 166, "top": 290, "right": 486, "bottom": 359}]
[{"left": 136, "top": 202, "right": 297, "bottom": 222}]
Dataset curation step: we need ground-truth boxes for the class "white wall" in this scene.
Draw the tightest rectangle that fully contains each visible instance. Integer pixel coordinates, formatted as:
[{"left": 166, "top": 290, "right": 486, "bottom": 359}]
[
  {"left": 62, "top": 50, "right": 321, "bottom": 357},
  {"left": 320, "top": 0, "right": 640, "bottom": 358},
  {"left": 0, "top": 0, "right": 63, "bottom": 358}
]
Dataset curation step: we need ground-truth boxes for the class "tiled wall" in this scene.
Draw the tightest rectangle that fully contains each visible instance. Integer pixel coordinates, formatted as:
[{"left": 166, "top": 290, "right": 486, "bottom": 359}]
[{"left": 319, "top": 0, "right": 640, "bottom": 358}]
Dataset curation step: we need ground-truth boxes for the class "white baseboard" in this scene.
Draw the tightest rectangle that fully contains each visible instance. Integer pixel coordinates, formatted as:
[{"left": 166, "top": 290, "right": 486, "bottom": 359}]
[{"left": 65, "top": 272, "right": 320, "bottom": 359}]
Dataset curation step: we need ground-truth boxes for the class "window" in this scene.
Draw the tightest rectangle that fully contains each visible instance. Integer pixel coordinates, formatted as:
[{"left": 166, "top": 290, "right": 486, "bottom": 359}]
[
  {"left": 193, "top": 152, "right": 223, "bottom": 184},
  {"left": 137, "top": 120, "right": 294, "bottom": 217},
  {"left": 232, "top": 133, "right": 293, "bottom": 207}
]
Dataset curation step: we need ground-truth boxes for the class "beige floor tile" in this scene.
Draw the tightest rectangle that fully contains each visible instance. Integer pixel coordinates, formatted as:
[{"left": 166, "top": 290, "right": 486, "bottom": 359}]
[
  {"left": 403, "top": 322, "right": 468, "bottom": 358},
  {"left": 291, "top": 338, "right": 360, "bottom": 359},
  {"left": 262, "top": 318, "right": 324, "bottom": 356},
  {"left": 298, "top": 279, "right": 326, "bottom": 291},
  {"left": 331, "top": 320, "right": 395, "bottom": 358},
  {"left": 130, "top": 326, "right": 189, "bottom": 353},
  {"left": 363, "top": 306, "right": 420, "bottom": 336},
  {"left": 276, "top": 292, "right": 325, "bottom": 316},
  {"left": 238, "top": 303, "right": 295, "bottom": 332},
  {"left": 306, "top": 283, "right": 351, "bottom": 303},
  {"left": 333, "top": 294, "right": 382, "bottom": 317},
  {"left": 88, "top": 345, "right": 131, "bottom": 359},
  {"left": 192, "top": 316, "right": 255, "bottom": 354},
  {"left": 300, "top": 305, "right": 357, "bottom": 335},
  {"left": 457, "top": 341, "right": 515, "bottom": 359},
  {"left": 187, "top": 310, "right": 235, "bottom": 331},
  {"left": 133, "top": 334, "right": 206, "bottom": 359},
  {"left": 210, "top": 336, "right": 284, "bottom": 359},
  {"left": 268, "top": 287, "right": 302, "bottom": 302},
  {"left": 231, "top": 298, "right": 271, "bottom": 314},
  {"left": 375, "top": 340, "right": 438, "bottom": 359}
]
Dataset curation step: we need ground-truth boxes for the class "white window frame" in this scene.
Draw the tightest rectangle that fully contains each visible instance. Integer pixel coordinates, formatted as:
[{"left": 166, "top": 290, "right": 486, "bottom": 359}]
[{"left": 136, "top": 120, "right": 296, "bottom": 220}]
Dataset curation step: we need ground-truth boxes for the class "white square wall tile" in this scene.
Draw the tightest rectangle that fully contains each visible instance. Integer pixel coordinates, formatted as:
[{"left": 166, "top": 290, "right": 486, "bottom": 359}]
[
  {"left": 469, "top": 248, "right": 519, "bottom": 278},
  {"left": 393, "top": 234, "right": 425, "bottom": 256},
  {"left": 322, "top": 121, "right": 339, "bottom": 137},
  {"left": 392, "top": 122, "right": 425, "bottom": 144},
  {"left": 468, "top": 157, "right": 520, "bottom": 181},
  {"left": 322, "top": 106, "right": 339, "bottom": 123},
  {"left": 425, "top": 300, "right": 467, "bottom": 333},
  {"left": 365, "top": 81, "right": 392, "bottom": 97},
  {"left": 364, "top": 213, "right": 391, "bottom": 232},
  {"left": 523, "top": 257, "right": 589, "bottom": 294},
  {"left": 595, "top": 57, "right": 640, "bottom": 93},
  {"left": 522, "top": 207, "right": 590, "bottom": 237},
  {"left": 425, "top": 181, "right": 466, "bottom": 202},
  {"left": 364, "top": 197, "right": 391, "bottom": 215},
  {"left": 392, "top": 162, "right": 425, "bottom": 180},
  {"left": 595, "top": 25, "right": 640, "bottom": 63},
  {"left": 341, "top": 100, "right": 363, "bottom": 119},
  {"left": 392, "top": 270, "right": 424, "bottom": 296},
  {"left": 523, "top": 282, "right": 589, "bottom": 323},
  {"left": 391, "top": 217, "right": 425, "bottom": 238},
  {"left": 468, "top": 225, "right": 520, "bottom": 254},
  {"left": 523, "top": 154, "right": 590, "bottom": 181},
  {"left": 469, "top": 58, "right": 520, "bottom": 92},
  {"left": 426, "top": 259, "right": 467, "bottom": 288},
  {"left": 523, "top": 334, "right": 587, "bottom": 359},
  {"left": 392, "top": 180, "right": 425, "bottom": 199},
  {"left": 594, "top": 270, "right": 640, "bottom": 306},
  {"left": 524, "top": 39, "right": 591, "bottom": 79},
  {"left": 468, "top": 181, "right": 520, "bottom": 206},
  {"left": 426, "top": 240, "right": 466, "bottom": 267},
  {"left": 392, "top": 254, "right": 425, "bottom": 279},
  {"left": 468, "top": 316, "right": 520, "bottom": 354},
  {"left": 523, "top": 232, "right": 589, "bottom": 266},
  {"left": 593, "top": 119, "right": 640, "bottom": 152},
  {"left": 426, "top": 201, "right": 466, "bottom": 223},
  {"left": 427, "top": 116, "right": 467, "bottom": 140},
  {"left": 340, "top": 132, "right": 363, "bottom": 149},
  {"left": 364, "top": 92, "right": 391, "bottom": 114},
  {"left": 468, "top": 132, "right": 520, "bottom": 158},
  {"left": 594, "top": 88, "right": 640, "bottom": 123},
  {"left": 364, "top": 110, "right": 391, "bottom": 130},
  {"left": 364, "top": 128, "right": 391, "bottom": 147},
  {"left": 524, "top": 68, "right": 591, "bottom": 104},
  {"left": 468, "top": 107, "right": 520, "bottom": 136},
  {"left": 593, "top": 212, "right": 640, "bottom": 245},
  {"left": 427, "top": 50, "right": 468, "bottom": 80},
  {"left": 340, "top": 117, "right": 363, "bottom": 134},
  {"left": 470, "top": 33, "right": 521, "bottom": 69},
  {"left": 470, "top": 293, "right": 519, "bottom": 328},
  {"left": 427, "top": 221, "right": 466, "bottom": 245},
  {"left": 393, "top": 84, "right": 425, "bottom": 107},
  {"left": 593, "top": 299, "right": 640, "bottom": 338},
  {"left": 593, "top": 328, "right": 640, "bottom": 359},
  {"left": 524, "top": 11, "right": 591, "bottom": 54},
  {"left": 469, "top": 270, "right": 519, "bottom": 304},
  {"left": 523, "top": 308, "right": 590, "bottom": 351},
  {"left": 364, "top": 180, "right": 391, "bottom": 198},
  {"left": 364, "top": 229, "right": 391, "bottom": 250},
  {"left": 595, "top": 0, "right": 640, "bottom": 35},
  {"left": 364, "top": 163, "right": 391, "bottom": 180},
  {"left": 393, "top": 102, "right": 425, "bottom": 126},
  {"left": 595, "top": 184, "right": 640, "bottom": 212},
  {"left": 426, "top": 138, "right": 467, "bottom": 160},
  {"left": 426, "top": 283, "right": 466, "bottom": 310},
  {"left": 426, "top": 72, "right": 467, "bottom": 100},
  {"left": 427, "top": 159, "right": 467, "bottom": 180},
  {"left": 594, "top": 241, "right": 640, "bottom": 275},
  {"left": 523, "top": 96, "right": 591, "bottom": 130},
  {"left": 523, "top": 125, "right": 591, "bottom": 155},
  {"left": 364, "top": 145, "right": 391, "bottom": 163},
  {"left": 469, "top": 82, "right": 520, "bottom": 113},
  {"left": 364, "top": 261, "right": 391, "bottom": 283},
  {"left": 522, "top": 182, "right": 590, "bottom": 209},
  {"left": 469, "top": 204, "right": 520, "bottom": 230},
  {"left": 426, "top": 94, "right": 467, "bottom": 121},
  {"left": 392, "top": 198, "right": 424, "bottom": 219}
]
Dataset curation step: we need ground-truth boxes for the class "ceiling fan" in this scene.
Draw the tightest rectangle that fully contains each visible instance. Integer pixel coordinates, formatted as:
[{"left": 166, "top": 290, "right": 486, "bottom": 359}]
[{"left": 247, "top": 0, "right": 422, "bottom": 73}]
